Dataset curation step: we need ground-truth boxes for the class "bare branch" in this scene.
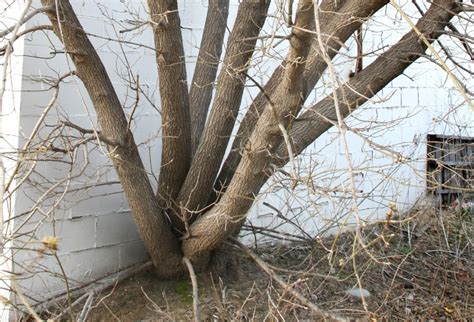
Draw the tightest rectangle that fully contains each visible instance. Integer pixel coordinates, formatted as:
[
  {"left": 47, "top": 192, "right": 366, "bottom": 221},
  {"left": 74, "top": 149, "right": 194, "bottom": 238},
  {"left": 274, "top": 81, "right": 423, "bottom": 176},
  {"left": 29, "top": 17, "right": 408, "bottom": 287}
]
[
  {"left": 230, "top": 237, "right": 343, "bottom": 321},
  {"left": 62, "top": 121, "right": 118, "bottom": 147},
  {"left": 0, "top": 5, "right": 53, "bottom": 38},
  {"left": 276, "top": 0, "right": 461, "bottom": 168},
  {"left": 183, "top": 257, "right": 201, "bottom": 322},
  {"left": 214, "top": 0, "right": 388, "bottom": 203}
]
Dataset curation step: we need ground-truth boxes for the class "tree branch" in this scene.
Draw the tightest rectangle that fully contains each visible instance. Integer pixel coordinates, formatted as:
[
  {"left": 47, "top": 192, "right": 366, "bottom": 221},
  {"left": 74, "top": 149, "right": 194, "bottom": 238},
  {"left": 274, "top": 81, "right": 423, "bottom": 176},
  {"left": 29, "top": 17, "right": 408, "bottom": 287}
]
[
  {"left": 182, "top": 257, "right": 201, "bottom": 322},
  {"left": 189, "top": 0, "right": 229, "bottom": 155},
  {"left": 176, "top": 0, "right": 270, "bottom": 227},
  {"left": 147, "top": 0, "right": 192, "bottom": 206},
  {"left": 183, "top": 0, "right": 315, "bottom": 259},
  {"left": 183, "top": 0, "right": 459, "bottom": 260},
  {"left": 278, "top": 0, "right": 461, "bottom": 163},
  {"left": 214, "top": 0, "right": 388, "bottom": 201},
  {"left": 0, "top": 5, "right": 54, "bottom": 38}
]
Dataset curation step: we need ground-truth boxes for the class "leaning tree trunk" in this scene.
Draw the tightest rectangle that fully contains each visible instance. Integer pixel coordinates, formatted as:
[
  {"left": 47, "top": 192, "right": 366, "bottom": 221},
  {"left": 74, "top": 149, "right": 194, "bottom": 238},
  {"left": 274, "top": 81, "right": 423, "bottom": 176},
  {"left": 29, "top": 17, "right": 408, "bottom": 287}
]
[
  {"left": 41, "top": 0, "right": 186, "bottom": 279},
  {"left": 183, "top": 0, "right": 316, "bottom": 260},
  {"left": 182, "top": 0, "right": 459, "bottom": 262},
  {"left": 214, "top": 0, "right": 389, "bottom": 199}
]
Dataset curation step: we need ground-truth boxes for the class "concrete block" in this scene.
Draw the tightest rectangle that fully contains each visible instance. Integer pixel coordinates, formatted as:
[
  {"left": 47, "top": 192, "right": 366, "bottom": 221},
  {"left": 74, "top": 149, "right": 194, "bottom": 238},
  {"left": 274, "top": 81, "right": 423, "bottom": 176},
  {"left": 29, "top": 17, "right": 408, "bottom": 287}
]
[
  {"left": 14, "top": 245, "right": 121, "bottom": 304},
  {"left": 13, "top": 215, "right": 96, "bottom": 256},
  {"left": 63, "top": 245, "right": 120, "bottom": 281},
  {"left": 118, "top": 239, "right": 149, "bottom": 270},
  {"left": 418, "top": 86, "right": 441, "bottom": 108},
  {"left": 96, "top": 212, "right": 140, "bottom": 247},
  {"left": 400, "top": 87, "right": 419, "bottom": 108},
  {"left": 12, "top": 186, "right": 69, "bottom": 223},
  {"left": 54, "top": 216, "right": 97, "bottom": 254},
  {"left": 68, "top": 185, "right": 127, "bottom": 217}
]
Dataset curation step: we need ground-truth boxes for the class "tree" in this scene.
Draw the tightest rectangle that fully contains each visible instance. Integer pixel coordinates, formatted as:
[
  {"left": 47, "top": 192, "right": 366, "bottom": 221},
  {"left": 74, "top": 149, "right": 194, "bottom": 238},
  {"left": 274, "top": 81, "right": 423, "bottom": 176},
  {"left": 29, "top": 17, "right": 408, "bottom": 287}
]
[{"left": 3, "top": 0, "right": 472, "bottom": 279}]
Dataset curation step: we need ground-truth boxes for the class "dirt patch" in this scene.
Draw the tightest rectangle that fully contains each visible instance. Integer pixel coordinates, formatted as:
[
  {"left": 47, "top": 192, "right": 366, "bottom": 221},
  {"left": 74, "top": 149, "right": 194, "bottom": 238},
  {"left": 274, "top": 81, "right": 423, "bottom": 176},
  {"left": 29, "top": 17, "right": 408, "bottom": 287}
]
[{"left": 55, "top": 209, "right": 473, "bottom": 321}]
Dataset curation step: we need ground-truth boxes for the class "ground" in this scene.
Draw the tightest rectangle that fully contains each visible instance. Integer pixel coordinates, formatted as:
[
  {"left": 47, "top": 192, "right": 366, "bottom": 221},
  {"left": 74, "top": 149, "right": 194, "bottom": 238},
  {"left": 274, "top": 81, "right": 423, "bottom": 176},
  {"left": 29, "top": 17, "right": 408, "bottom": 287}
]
[{"left": 50, "top": 208, "right": 472, "bottom": 321}]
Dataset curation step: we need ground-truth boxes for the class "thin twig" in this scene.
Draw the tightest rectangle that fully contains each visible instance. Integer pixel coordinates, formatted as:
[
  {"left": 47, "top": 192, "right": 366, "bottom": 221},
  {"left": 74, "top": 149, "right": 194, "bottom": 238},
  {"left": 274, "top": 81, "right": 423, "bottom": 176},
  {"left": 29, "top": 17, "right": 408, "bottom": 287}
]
[
  {"left": 182, "top": 257, "right": 201, "bottom": 322},
  {"left": 230, "top": 237, "right": 343, "bottom": 321},
  {"left": 54, "top": 291, "right": 90, "bottom": 320},
  {"left": 12, "top": 280, "right": 42, "bottom": 322}
]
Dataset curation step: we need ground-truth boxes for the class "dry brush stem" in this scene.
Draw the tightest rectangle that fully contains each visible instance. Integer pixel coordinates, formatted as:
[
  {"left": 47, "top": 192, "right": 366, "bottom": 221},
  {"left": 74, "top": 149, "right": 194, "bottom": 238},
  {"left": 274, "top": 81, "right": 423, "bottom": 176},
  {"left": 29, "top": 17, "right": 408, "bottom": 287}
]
[
  {"left": 230, "top": 237, "right": 343, "bottom": 321},
  {"left": 0, "top": 0, "right": 35, "bottom": 124},
  {"left": 183, "top": 257, "right": 201, "bottom": 322}
]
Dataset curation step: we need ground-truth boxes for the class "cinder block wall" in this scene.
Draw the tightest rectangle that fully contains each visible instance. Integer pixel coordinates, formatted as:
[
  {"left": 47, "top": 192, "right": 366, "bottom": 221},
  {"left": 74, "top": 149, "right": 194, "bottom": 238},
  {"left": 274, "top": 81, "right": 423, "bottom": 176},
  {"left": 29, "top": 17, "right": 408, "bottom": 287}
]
[{"left": 1, "top": 0, "right": 164, "bottom": 314}]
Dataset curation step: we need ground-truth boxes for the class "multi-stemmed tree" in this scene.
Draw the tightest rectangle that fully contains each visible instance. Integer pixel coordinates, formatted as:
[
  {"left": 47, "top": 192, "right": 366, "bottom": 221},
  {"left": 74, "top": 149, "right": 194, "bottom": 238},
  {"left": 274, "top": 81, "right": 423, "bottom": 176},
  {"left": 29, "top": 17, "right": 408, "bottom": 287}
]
[{"left": 25, "top": 0, "right": 472, "bottom": 279}]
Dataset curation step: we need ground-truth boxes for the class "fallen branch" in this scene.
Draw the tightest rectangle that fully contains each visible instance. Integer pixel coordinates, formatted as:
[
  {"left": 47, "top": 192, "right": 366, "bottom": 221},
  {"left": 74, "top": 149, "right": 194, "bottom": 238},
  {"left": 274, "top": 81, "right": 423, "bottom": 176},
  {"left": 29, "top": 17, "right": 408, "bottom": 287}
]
[
  {"left": 35, "top": 261, "right": 153, "bottom": 315},
  {"left": 183, "top": 257, "right": 201, "bottom": 322},
  {"left": 229, "top": 237, "right": 344, "bottom": 321},
  {"left": 53, "top": 291, "right": 92, "bottom": 320},
  {"left": 77, "top": 292, "right": 94, "bottom": 322}
]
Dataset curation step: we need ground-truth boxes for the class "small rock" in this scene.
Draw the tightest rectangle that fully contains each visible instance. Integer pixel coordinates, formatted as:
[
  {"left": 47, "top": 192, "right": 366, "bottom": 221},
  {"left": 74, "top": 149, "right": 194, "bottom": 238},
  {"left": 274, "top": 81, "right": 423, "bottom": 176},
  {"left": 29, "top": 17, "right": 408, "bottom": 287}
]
[{"left": 345, "top": 288, "right": 371, "bottom": 299}]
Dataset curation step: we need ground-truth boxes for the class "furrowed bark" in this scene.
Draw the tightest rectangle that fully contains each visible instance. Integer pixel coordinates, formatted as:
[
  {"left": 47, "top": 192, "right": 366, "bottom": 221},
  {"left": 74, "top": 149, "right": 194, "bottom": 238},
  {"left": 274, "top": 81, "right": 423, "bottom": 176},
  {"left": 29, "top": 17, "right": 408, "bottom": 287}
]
[
  {"left": 189, "top": 0, "right": 229, "bottom": 155},
  {"left": 214, "top": 0, "right": 388, "bottom": 198},
  {"left": 183, "top": 0, "right": 458, "bottom": 260},
  {"left": 42, "top": 0, "right": 184, "bottom": 279},
  {"left": 148, "top": 0, "right": 192, "bottom": 207},
  {"left": 183, "top": 0, "right": 315, "bottom": 260},
  {"left": 176, "top": 1, "right": 270, "bottom": 224}
]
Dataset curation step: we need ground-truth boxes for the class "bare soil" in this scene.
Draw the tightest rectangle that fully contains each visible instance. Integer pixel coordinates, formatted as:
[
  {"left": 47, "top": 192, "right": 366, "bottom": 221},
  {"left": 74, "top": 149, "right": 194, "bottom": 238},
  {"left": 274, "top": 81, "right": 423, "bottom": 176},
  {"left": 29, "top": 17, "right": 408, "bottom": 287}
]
[{"left": 61, "top": 209, "right": 473, "bottom": 321}]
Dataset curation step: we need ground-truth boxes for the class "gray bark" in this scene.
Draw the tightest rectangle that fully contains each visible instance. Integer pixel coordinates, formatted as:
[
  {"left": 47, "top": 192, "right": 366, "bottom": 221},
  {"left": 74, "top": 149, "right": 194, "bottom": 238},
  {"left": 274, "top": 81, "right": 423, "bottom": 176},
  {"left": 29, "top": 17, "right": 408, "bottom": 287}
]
[
  {"left": 189, "top": 0, "right": 229, "bottom": 155},
  {"left": 176, "top": 0, "right": 270, "bottom": 225},
  {"left": 148, "top": 0, "right": 192, "bottom": 215}
]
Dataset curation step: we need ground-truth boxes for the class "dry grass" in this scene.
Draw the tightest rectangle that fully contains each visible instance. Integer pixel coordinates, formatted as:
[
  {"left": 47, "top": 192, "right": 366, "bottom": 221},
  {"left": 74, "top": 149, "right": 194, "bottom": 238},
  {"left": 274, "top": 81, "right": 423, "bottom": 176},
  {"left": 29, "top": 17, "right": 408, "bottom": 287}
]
[{"left": 47, "top": 207, "right": 472, "bottom": 321}]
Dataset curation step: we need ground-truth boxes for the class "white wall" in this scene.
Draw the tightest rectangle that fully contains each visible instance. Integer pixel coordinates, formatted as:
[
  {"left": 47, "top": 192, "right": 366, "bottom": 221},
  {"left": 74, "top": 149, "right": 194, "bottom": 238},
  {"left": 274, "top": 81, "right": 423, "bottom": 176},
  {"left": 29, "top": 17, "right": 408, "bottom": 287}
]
[
  {"left": 0, "top": 0, "right": 472, "bottom": 318},
  {"left": 1, "top": 1, "right": 159, "bottom": 317},
  {"left": 244, "top": 1, "right": 474, "bottom": 240}
]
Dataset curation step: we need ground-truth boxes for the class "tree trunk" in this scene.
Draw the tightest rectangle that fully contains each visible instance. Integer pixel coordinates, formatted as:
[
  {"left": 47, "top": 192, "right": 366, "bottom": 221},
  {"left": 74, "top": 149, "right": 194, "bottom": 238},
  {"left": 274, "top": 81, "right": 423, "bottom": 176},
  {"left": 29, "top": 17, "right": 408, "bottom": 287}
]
[
  {"left": 41, "top": 0, "right": 460, "bottom": 279},
  {"left": 176, "top": 1, "right": 270, "bottom": 221},
  {"left": 183, "top": 0, "right": 459, "bottom": 262},
  {"left": 41, "top": 0, "right": 185, "bottom": 279},
  {"left": 183, "top": 0, "right": 316, "bottom": 261},
  {"left": 213, "top": 0, "right": 389, "bottom": 201},
  {"left": 147, "top": 0, "right": 192, "bottom": 228},
  {"left": 189, "top": 0, "right": 229, "bottom": 156}
]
